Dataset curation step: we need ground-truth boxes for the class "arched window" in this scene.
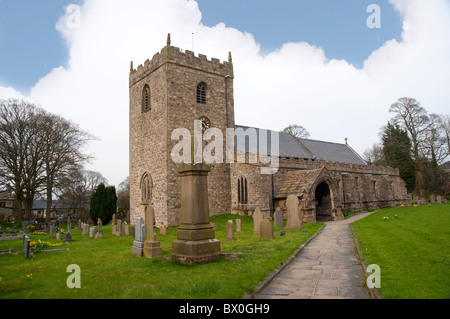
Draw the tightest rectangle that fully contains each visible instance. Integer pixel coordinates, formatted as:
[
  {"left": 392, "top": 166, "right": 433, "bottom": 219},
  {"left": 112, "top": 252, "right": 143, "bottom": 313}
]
[
  {"left": 196, "top": 82, "right": 207, "bottom": 104},
  {"left": 140, "top": 173, "right": 152, "bottom": 203},
  {"left": 237, "top": 176, "right": 248, "bottom": 204},
  {"left": 142, "top": 84, "right": 151, "bottom": 112}
]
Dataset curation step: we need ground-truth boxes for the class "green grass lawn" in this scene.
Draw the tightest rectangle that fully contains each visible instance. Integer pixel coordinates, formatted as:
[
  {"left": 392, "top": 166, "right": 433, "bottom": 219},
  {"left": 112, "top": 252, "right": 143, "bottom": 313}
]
[
  {"left": 352, "top": 203, "right": 450, "bottom": 299},
  {"left": 0, "top": 215, "right": 323, "bottom": 299}
]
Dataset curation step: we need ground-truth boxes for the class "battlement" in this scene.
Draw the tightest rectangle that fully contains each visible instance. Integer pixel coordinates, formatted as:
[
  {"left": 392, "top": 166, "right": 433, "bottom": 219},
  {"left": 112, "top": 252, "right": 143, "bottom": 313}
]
[
  {"left": 276, "top": 156, "right": 400, "bottom": 176},
  {"left": 130, "top": 37, "right": 233, "bottom": 87}
]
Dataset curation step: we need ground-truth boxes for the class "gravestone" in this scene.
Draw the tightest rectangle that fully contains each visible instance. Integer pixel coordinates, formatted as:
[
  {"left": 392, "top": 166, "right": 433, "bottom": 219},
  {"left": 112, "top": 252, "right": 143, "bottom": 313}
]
[
  {"left": 95, "top": 218, "right": 103, "bottom": 239},
  {"left": 78, "top": 219, "right": 81, "bottom": 230},
  {"left": 253, "top": 207, "right": 263, "bottom": 234},
  {"left": 285, "top": 195, "right": 302, "bottom": 231},
  {"left": 89, "top": 227, "right": 96, "bottom": 238},
  {"left": 116, "top": 220, "right": 123, "bottom": 236},
  {"left": 143, "top": 205, "right": 162, "bottom": 258},
  {"left": 56, "top": 233, "right": 61, "bottom": 240},
  {"left": 430, "top": 194, "right": 436, "bottom": 204},
  {"left": 82, "top": 223, "right": 88, "bottom": 236},
  {"left": 132, "top": 216, "right": 146, "bottom": 257},
  {"left": 64, "top": 217, "right": 73, "bottom": 242},
  {"left": 226, "top": 220, "right": 234, "bottom": 240},
  {"left": 49, "top": 224, "right": 56, "bottom": 238},
  {"left": 274, "top": 207, "right": 284, "bottom": 228},
  {"left": 123, "top": 222, "right": 130, "bottom": 236},
  {"left": 436, "top": 195, "right": 443, "bottom": 204},
  {"left": 260, "top": 219, "right": 274, "bottom": 240},
  {"left": 112, "top": 213, "right": 116, "bottom": 234},
  {"left": 25, "top": 235, "right": 34, "bottom": 259},
  {"left": 235, "top": 219, "right": 241, "bottom": 232},
  {"left": 160, "top": 227, "right": 167, "bottom": 235}
]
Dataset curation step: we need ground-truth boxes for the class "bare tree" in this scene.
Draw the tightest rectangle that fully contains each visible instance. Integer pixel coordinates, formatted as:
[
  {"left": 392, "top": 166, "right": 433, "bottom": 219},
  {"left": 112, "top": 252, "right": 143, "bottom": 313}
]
[
  {"left": 0, "top": 99, "right": 46, "bottom": 221},
  {"left": 389, "top": 97, "right": 432, "bottom": 197},
  {"left": 363, "top": 143, "right": 384, "bottom": 164},
  {"left": 56, "top": 169, "right": 107, "bottom": 222},
  {"left": 0, "top": 99, "right": 94, "bottom": 222},
  {"left": 41, "top": 113, "right": 94, "bottom": 223},
  {"left": 283, "top": 124, "right": 311, "bottom": 139},
  {"left": 116, "top": 176, "right": 130, "bottom": 220},
  {"left": 423, "top": 114, "right": 448, "bottom": 165},
  {"left": 441, "top": 114, "right": 450, "bottom": 156}
]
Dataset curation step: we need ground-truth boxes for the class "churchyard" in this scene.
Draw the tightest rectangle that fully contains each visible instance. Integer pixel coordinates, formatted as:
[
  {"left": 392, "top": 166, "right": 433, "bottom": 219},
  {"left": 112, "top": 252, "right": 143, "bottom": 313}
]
[
  {"left": 0, "top": 214, "right": 323, "bottom": 299},
  {"left": 352, "top": 202, "right": 450, "bottom": 299}
]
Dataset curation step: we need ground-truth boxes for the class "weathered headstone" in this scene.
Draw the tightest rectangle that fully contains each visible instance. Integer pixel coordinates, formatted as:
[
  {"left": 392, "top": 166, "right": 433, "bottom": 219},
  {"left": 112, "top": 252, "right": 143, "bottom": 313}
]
[
  {"left": 143, "top": 205, "right": 162, "bottom": 258},
  {"left": 116, "top": 219, "right": 123, "bottom": 236},
  {"left": 95, "top": 218, "right": 103, "bottom": 239},
  {"left": 253, "top": 207, "right": 263, "bottom": 234},
  {"left": 436, "top": 195, "right": 443, "bottom": 204},
  {"left": 285, "top": 195, "right": 302, "bottom": 231},
  {"left": 25, "top": 235, "right": 34, "bottom": 259},
  {"left": 132, "top": 216, "right": 146, "bottom": 257},
  {"left": 226, "top": 220, "right": 234, "bottom": 240},
  {"left": 430, "top": 194, "right": 436, "bottom": 204},
  {"left": 49, "top": 224, "right": 56, "bottom": 238},
  {"left": 112, "top": 213, "right": 116, "bottom": 234},
  {"left": 123, "top": 222, "right": 130, "bottom": 236},
  {"left": 235, "top": 219, "right": 241, "bottom": 232},
  {"left": 82, "top": 223, "right": 88, "bottom": 236},
  {"left": 159, "top": 227, "right": 167, "bottom": 235},
  {"left": 56, "top": 233, "right": 61, "bottom": 240},
  {"left": 64, "top": 217, "right": 73, "bottom": 242},
  {"left": 260, "top": 219, "right": 274, "bottom": 240},
  {"left": 274, "top": 207, "right": 284, "bottom": 228},
  {"left": 89, "top": 226, "right": 96, "bottom": 238}
]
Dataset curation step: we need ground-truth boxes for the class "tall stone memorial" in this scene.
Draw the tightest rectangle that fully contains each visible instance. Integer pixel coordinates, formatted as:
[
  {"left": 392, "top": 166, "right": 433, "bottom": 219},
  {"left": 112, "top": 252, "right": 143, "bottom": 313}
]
[
  {"left": 285, "top": 195, "right": 302, "bottom": 231},
  {"left": 172, "top": 160, "right": 221, "bottom": 264}
]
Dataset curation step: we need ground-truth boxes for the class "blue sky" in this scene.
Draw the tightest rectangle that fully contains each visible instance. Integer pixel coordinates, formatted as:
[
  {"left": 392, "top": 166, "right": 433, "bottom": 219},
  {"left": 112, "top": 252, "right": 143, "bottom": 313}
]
[
  {"left": 0, "top": 0, "right": 402, "bottom": 95},
  {"left": 0, "top": 0, "right": 448, "bottom": 186},
  {"left": 197, "top": 0, "right": 402, "bottom": 61}
]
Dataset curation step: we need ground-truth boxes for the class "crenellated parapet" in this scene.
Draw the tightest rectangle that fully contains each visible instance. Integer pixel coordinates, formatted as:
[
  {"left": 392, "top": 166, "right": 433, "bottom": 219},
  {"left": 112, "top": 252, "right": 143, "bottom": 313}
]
[{"left": 130, "top": 34, "right": 233, "bottom": 87}]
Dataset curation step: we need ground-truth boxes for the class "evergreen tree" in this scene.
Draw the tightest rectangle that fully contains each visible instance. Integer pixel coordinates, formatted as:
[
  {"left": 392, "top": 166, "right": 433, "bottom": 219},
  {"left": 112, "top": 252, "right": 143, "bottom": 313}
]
[
  {"left": 89, "top": 183, "right": 116, "bottom": 225},
  {"left": 382, "top": 122, "right": 416, "bottom": 193}
]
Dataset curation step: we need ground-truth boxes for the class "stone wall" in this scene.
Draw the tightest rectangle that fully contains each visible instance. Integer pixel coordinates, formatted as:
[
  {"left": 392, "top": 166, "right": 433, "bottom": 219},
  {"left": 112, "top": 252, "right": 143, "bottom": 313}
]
[{"left": 129, "top": 44, "right": 234, "bottom": 227}]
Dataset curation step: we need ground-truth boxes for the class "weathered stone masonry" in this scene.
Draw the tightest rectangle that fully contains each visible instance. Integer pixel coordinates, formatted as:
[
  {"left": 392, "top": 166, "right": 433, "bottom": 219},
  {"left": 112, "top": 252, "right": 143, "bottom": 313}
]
[{"left": 129, "top": 38, "right": 408, "bottom": 227}]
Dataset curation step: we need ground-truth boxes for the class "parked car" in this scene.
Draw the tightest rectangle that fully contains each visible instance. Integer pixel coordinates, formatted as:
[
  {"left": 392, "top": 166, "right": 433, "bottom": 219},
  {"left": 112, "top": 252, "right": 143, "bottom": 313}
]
[
  {"left": 22, "top": 219, "right": 37, "bottom": 225},
  {"left": 56, "top": 216, "right": 77, "bottom": 222}
]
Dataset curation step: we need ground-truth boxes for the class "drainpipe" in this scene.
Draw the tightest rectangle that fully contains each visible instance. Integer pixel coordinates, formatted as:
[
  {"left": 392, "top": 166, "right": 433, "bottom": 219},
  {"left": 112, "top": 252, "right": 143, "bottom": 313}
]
[{"left": 341, "top": 173, "right": 347, "bottom": 209}]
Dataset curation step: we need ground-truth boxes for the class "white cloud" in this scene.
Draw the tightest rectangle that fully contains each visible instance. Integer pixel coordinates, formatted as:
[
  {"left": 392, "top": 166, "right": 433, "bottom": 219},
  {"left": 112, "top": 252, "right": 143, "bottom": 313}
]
[{"left": 0, "top": 0, "right": 449, "bottom": 186}]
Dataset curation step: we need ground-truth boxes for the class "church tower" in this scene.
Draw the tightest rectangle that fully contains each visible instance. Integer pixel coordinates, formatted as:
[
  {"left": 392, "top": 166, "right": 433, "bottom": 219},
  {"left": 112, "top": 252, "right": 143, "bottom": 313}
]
[{"left": 129, "top": 34, "right": 235, "bottom": 227}]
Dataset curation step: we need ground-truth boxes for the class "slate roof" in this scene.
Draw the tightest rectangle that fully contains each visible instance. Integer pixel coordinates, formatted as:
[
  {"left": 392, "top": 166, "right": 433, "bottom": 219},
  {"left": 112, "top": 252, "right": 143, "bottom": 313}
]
[
  {"left": 274, "top": 168, "right": 324, "bottom": 199},
  {"left": 234, "top": 125, "right": 367, "bottom": 166}
]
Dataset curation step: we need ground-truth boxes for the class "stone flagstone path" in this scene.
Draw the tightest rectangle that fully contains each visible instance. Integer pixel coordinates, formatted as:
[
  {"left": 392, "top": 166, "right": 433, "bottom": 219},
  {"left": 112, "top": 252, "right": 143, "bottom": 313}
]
[{"left": 255, "top": 212, "right": 376, "bottom": 299}]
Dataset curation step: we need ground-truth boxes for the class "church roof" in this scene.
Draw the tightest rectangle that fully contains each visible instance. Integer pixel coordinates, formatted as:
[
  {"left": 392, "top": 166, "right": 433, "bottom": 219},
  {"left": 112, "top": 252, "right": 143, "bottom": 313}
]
[
  {"left": 234, "top": 125, "right": 367, "bottom": 166},
  {"left": 274, "top": 168, "right": 324, "bottom": 198}
]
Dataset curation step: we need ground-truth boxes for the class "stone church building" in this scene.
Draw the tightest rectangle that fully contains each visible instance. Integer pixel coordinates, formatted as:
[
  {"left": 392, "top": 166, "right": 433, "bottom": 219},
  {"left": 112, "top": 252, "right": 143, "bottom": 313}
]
[{"left": 129, "top": 36, "right": 408, "bottom": 228}]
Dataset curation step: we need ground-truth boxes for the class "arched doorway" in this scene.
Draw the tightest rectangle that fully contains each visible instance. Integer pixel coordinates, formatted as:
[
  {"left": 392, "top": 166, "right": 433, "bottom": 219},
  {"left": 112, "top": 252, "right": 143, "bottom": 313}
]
[{"left": 315, "top": 182, "right": 333, "bottom": 221}]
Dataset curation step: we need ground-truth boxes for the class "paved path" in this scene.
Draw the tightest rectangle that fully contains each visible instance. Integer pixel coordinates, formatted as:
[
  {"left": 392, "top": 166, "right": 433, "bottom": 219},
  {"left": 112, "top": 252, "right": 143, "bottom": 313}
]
[{"left": 255, "top": 212, "right": 375, "bottom": 299}]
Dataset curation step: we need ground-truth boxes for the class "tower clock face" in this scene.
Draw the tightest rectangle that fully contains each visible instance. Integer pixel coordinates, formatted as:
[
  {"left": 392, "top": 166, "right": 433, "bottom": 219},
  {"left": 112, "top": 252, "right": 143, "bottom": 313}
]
[{"left": 199, "top": 116, "right": 211, "bottom": 132}]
